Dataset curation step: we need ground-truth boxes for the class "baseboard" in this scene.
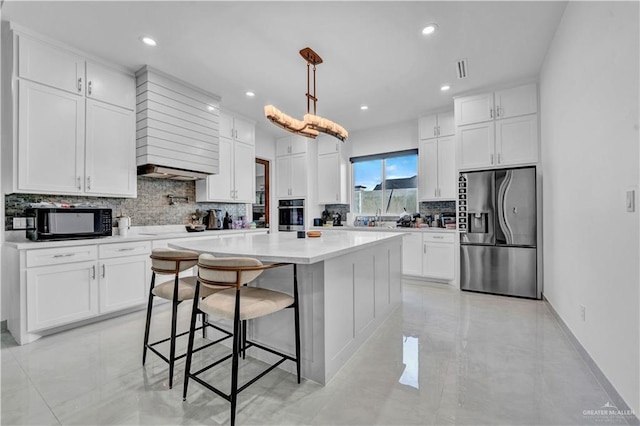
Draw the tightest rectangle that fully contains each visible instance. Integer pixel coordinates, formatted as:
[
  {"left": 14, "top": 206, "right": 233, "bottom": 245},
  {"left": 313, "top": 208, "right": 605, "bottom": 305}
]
[{"left": 544, "top": 296, "right": 639, "bottom": 425}]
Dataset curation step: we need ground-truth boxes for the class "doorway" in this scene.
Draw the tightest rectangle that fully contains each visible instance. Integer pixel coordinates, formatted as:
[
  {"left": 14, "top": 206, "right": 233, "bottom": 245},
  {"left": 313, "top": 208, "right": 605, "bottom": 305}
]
[{"left": 254, "top": 158, "right": 270, "bottom": 228}]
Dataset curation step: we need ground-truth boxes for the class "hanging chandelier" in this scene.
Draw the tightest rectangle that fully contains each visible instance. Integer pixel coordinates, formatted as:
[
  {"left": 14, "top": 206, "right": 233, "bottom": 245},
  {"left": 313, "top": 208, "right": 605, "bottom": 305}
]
[{"left": 264, "top": 47, "right": 348, "bottom": 142}]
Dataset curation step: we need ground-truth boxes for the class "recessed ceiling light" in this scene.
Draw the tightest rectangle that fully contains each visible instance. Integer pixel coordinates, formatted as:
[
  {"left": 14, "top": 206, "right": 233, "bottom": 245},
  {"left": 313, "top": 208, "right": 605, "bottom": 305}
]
[
  {"left": 246, "top": 91, "right": 255, "bottom": 97},
  {"left": 360, "top": 105, "right": 369, "bottom": 110},
  {"left": 440, "top": 85, "right": 450, "bottom": 91},
  {"left": 422, "top": 24, "right": 438, "bottom": 35},
  {"left": 140, "top": 36, "right": 157, "bottom": 47}
]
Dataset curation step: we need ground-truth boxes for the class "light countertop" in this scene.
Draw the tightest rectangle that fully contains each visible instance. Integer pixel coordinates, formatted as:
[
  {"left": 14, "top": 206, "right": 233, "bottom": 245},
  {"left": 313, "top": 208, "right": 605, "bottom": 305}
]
[
  {"left": 312, "top": 225, "right": 457, "bottom": 234},
  {"left": 169, "top": 230, "right": 403, "bottom": 264},
  {"left": 4, "top": 226, "right": 268, "bottom": 250}
]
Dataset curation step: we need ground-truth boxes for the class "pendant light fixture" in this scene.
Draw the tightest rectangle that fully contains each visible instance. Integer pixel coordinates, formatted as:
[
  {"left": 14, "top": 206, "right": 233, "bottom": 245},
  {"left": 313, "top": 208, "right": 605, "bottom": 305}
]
[{"left": 264, "top": 47, "right": 348, "bottom": 142}]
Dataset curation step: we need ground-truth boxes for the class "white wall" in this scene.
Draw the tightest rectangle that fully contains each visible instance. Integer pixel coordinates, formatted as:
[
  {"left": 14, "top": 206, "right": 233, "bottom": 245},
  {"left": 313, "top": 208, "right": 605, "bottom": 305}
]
[
  {"left": 348, "top": 119, "right": 418, "bottom": 158},
  {"left": 540, "top": 1, "right": 639, "bottom": 413}
]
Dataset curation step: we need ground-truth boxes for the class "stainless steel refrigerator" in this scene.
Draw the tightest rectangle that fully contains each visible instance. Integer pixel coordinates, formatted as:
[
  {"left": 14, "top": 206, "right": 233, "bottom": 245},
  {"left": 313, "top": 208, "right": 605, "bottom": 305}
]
[{"left": 459, "top": 166, "right": 538, "bottom": 299}]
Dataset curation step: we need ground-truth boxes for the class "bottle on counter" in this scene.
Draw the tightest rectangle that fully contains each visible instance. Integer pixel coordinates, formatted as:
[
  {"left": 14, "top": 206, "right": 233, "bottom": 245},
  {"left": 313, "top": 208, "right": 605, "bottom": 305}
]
[{"left": 223, "top": 212, "right": 231, "bottom": 229}]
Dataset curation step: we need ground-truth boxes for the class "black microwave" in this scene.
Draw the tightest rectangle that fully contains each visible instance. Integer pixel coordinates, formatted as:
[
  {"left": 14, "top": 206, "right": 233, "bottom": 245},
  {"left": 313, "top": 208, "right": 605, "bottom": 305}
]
[{"left": 25, "top": 208, "right": 113, "bottom": 241}]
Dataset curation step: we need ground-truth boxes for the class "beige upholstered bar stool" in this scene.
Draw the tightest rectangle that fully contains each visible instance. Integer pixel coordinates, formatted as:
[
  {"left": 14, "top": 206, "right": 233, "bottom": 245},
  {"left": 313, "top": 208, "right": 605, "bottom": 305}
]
[
  {"left": 182, "top": 254, "right": 301, "bottom": 426},
  {"left": 142, "top": 248, "right": 229, "bottom": 389}
]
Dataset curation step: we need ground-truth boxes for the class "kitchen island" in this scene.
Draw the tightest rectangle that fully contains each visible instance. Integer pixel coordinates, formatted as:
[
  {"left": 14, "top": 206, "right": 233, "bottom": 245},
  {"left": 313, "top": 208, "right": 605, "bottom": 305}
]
[{"left": 170, "top": 230, "right": 403, "bottom": 384}]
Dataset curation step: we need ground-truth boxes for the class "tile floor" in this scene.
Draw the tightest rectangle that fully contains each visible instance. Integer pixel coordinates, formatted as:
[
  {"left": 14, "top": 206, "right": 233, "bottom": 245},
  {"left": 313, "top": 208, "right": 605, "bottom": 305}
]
[{"left": 1, "top": 282, "right": 632, "bottom": 425}]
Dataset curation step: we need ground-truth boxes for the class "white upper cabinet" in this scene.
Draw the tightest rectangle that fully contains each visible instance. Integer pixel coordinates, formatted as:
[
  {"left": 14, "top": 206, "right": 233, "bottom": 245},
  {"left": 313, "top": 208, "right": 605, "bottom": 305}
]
[
  {"left": 8, "top": 29, "right": 137, "bottom": 197},
  {"left": 495, "top": 115, "right": 539, "bottom": 166},
  {"left": 220, "top": 111, "right": 255, "bottom": 145},
  {"left": 455, "top": 83, "right": 539, "bottom": 170},
  {"left": 276, "top": 135, "right": 308, "bottom": 156},
  {"left": 85, "top": 99, "right": 136, "bottom": 196},
  {"left": 195, "top": 114, "right": 255, "bottom": 203},
  {"left": 419, "top": 111, "right": 455, "bottom": 139},
  {"left": 418, "top": 137, "right": 456, "bottom": 201},
  {"left": 17, "top": 33, "right": 84, "bottom": 95},
  {"left": 454, "top": 93, "right": 494, "bottom": 126},
  {"left": 18, "top": 80, "right": 85, "bottom": 194},
  {"left": 418, "top": 111, "right": 456, "bottom": 201},
  {"left": 494, "top": 84, "right": 538, "bottom": 119},
  {"left": 276, "top": 136, "right": 310, "bottom": 198},
  {"left": 317, "top": 136, "right": 348, "bottom": 204},
  {"left": 86, "top": 62, "right": 136, "bottom": 110}
]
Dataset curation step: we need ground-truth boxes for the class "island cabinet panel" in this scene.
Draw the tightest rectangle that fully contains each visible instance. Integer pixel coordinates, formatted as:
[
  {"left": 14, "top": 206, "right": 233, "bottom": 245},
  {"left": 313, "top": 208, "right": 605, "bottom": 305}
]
[
  {"left": 353, "top": 253, "right": 375, "bottom": 335},
  {"left": 374, "top": 250, "right": 390, "bottom": 315},
  {"left": 324, "top": 254, "right": 355, "bottom": 366}
]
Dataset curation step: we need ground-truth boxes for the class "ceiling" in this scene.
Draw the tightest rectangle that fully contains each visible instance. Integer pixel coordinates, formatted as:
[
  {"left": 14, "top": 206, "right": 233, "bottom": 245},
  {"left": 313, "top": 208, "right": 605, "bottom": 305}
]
[{"left": 1, "top": 1, "right": 567, "bottom": 139}]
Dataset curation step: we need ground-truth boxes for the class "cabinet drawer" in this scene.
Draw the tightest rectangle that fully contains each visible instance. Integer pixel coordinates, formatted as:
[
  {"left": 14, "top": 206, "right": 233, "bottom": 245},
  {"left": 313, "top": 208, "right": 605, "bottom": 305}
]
[
  {"left": 423, "top": 233, "right": 455, "bottom": 243},
  {"left": 26, "top": 245, "right": 97, "bottom": 268},
  {"left": 99, "top": 241, "right": 151, "bottom": 259}
]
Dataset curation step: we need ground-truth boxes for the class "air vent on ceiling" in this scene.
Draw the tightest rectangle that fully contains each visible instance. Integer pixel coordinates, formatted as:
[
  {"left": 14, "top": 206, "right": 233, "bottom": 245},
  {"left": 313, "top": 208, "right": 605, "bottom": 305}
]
[{"left": 456, "top": 59, "right": 468, "bottom": 79}]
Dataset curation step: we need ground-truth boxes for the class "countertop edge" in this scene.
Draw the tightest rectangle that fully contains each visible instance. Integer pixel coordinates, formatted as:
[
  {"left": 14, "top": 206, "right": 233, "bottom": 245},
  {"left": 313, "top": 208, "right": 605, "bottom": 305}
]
[{"left": 5, "top": 228, "right": 269, "bottom": 250}]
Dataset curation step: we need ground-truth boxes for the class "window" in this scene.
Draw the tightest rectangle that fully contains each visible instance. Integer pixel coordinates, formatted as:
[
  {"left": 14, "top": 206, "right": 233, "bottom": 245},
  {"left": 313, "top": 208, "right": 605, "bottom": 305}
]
[{"left": 351, "top": 150, "right": 418, "bottom": 215}]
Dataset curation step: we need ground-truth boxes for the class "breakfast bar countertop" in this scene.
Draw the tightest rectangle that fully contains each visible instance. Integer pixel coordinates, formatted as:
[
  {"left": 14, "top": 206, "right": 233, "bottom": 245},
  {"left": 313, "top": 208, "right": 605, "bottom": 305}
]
[{"left": 169, "top": 230, "right": 404, "bottom": 264}]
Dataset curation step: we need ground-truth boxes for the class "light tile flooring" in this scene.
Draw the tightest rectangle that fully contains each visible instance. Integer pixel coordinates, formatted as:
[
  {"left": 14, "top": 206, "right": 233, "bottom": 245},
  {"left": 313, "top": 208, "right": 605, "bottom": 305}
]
[{"left": 1, "top": 282, "right": 631, "bottom": 425}]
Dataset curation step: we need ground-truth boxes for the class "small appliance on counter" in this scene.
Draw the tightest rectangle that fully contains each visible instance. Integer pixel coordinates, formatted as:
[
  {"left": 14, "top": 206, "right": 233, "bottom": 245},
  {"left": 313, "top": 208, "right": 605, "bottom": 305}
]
[
  {"left": 25, "top": 207, "right": 113, "bottom": 241},
  {"left": 203, "top": 209, "right": 223, "bottom": 230}
]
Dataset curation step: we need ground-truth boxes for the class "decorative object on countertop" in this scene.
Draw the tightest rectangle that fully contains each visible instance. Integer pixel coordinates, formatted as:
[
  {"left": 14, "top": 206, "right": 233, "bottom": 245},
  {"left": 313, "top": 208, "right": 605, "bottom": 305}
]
[
  {"left": 223, "top": 212, "right": 231, "bottom": 229},
  {"left": 307, "top": 230, "right": 322, "bottom": 238},
  {"left": 116, "top": 214, "right": 131, "bottom": 237},
  {"left": 186, "top": 224, "right": 206, "bottom": 232},
  {"left": 264, "top": 47, "right": 348, "bottom": 142}
]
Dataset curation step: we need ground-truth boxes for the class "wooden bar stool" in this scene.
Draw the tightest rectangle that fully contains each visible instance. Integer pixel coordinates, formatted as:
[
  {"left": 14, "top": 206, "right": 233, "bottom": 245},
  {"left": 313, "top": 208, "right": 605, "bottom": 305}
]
[
  {"left": 142, "top": 248, "right": 230, "bottom": 389},
  {"left": 182, "top": 254, "right": 301, "bottom": 426}
]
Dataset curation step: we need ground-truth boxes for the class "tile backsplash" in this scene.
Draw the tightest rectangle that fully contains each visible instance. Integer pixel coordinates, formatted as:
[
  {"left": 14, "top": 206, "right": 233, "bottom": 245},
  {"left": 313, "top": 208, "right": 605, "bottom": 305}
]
[
  {"left": 419, "top": 200, "right": 456, "bottom": 217},
  {"left": 4, "top": 177, "right": 247, "bottom": 230}
]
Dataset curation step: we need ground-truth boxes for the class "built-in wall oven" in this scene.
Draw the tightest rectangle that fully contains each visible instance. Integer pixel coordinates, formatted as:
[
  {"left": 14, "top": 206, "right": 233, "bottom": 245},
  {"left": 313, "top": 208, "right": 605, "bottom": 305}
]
[{"left": 278, "top": 199, "right": 304, "bottom": 231}]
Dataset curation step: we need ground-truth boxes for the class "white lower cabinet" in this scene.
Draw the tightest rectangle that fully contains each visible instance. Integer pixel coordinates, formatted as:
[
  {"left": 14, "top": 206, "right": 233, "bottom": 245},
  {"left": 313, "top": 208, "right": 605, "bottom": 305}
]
[
  {"left": 26, "top": 260, "right": 99, "bottom": 332},
  {"left": 402, "top": 232, "right": 455, "bottom": 280},
  {"left": 402, "top": 233, "right": 424, "bottom": 276},
  {"left": 423, "top": 234, "right": 455, "bottom": 280},
  {"left": 98, "top": 241, "right": 151, "bottom": 313},
  {"left": 19, "top": 241, "right": 151, "bottom": 338}
]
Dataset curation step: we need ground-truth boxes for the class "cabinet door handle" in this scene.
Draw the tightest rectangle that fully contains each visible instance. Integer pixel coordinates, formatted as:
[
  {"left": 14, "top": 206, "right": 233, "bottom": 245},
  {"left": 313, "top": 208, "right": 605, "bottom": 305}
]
[
  {"left": 91, "top": 265, "right": 96, "bottom": 279},
  {"left": 102, "top": 264, "right": 106, "bottom": 278},
  {"left": 87, "top": 176, "right": 91, "bottom": 190},
  {"left": 490, "top": 108, "right": 494, "bottom": 118},
  {"left": 88, "top": 81, "right": 93, "bottom": 96},
  {"left": 77, "top": 77, "right": 82, "bottom": 93},
  {"left": 53, "top": 253, "right": 75, "bottom": 258},
  {"left": 496, "top": 106, "right": 501, "bottom": 117},
  {"left": 491, "top": 154, "right": 494, "bottom": 165},
  {"left": 433, "top": 127, "right": 437, "bottom": 137},
  {"left": 437, "top": 126, "right": 440, "bottom": 136},
  {"left": 498, "top": 153, "right": 501, "bottom": 164},
  {"left": 434, "top": 189, "right": 437, "bottom": 197},
  {"left": 433, "top": 235, "right": 444, "bottom": 239},
  {"left": 118, "top": 247, "right": 135, "bottom": 252},
  {"left": 77, "top": 177, "right": 81, "bottom": 190},
  {"left": 423, "top": 244, "right": 426, "bottom": 254}
]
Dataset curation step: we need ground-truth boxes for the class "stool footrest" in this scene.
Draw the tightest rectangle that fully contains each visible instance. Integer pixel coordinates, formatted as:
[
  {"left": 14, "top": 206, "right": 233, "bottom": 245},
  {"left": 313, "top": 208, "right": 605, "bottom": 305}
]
[
  {"left": 146, "top": 322, "right": 233, "bottom": 365},
  {"left": 188, "top": 339, "right": 297, "bottom": 397}
]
